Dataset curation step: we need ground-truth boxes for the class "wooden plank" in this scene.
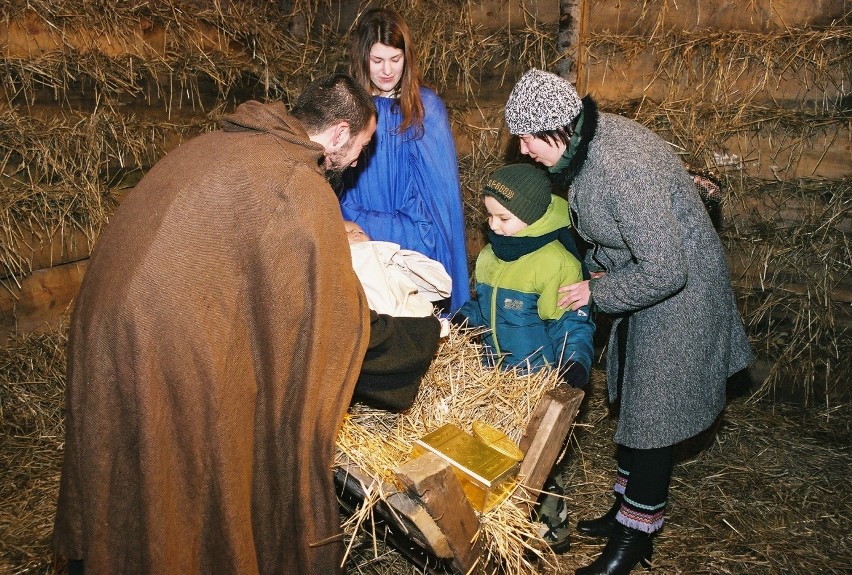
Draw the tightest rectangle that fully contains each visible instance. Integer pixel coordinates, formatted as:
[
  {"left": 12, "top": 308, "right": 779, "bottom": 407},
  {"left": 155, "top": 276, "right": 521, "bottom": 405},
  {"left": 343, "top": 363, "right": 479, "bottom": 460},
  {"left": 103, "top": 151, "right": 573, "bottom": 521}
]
[
  {"left": 582, "top": 45, "right": 848, "bottom": 117},
  {"left": 727, "top": 249, "right": 852, "bottom": 308},
  {"left": 711, "top": 126, "right": 851, "bottom": 181},
  {"left": 0, "top": 259, "right": 87, "bottom": 345},
  {"left": 395, "top": 453, "right": 484, "bottom": 575},
  {"left": 469, "top": 0, "right": 559, "bottom": 31},
  {"left": 728, "top": 194, "right": 852, "bottom": 234},
  {"left": 1, "top": 9, "right": 233, "bottom": 58},
  {"left": 513, "top": 386, "right": 584, "bottom": 516}
]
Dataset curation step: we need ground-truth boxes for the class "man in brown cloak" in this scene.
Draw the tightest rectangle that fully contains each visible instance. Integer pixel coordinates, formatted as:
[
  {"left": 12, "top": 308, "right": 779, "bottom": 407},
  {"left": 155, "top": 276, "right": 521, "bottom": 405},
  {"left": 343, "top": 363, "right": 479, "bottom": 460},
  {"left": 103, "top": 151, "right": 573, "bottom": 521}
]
[{"left": 53, "top": 74, "right": 441, "bottom": 574}]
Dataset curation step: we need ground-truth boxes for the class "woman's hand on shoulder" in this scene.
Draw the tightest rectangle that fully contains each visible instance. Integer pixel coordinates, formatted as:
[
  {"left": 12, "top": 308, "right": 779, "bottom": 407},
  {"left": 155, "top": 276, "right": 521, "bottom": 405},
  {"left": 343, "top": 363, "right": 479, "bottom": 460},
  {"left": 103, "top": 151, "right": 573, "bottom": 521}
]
[{"left": 558, "top": 279, "right": 591, "bottom": 310}]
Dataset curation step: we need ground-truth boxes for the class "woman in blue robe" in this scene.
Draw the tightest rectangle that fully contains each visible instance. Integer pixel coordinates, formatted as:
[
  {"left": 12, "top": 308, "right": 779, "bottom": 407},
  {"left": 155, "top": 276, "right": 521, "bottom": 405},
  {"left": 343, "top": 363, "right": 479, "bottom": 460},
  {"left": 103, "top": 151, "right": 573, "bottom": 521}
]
[{"left": 340, "top": 7, "right": 470, "bottom": 313}]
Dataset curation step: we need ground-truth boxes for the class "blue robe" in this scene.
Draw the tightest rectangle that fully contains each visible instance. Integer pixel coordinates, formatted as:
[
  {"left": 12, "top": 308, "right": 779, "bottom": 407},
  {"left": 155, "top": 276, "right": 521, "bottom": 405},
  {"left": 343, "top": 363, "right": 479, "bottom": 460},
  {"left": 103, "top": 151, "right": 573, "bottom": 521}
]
[{"left": 340, "top": 87, "right": 470, "bottom": 312}]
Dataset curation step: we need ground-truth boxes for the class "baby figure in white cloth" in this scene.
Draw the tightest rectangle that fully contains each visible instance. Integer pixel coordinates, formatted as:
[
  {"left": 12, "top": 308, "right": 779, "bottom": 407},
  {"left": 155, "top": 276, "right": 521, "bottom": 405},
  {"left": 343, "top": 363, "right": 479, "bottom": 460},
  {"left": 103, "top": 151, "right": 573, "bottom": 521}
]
[{"left": 345, "top": 221, "right": 452, "bottom": 336}]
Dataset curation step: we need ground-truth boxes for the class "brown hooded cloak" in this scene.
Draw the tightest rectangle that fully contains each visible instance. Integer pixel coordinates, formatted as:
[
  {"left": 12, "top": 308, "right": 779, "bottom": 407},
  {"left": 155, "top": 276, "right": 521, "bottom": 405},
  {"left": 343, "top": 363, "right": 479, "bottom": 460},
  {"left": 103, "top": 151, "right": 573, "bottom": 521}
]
[{"left": 53, "top": 101, "right": 371, "bottom": 574}]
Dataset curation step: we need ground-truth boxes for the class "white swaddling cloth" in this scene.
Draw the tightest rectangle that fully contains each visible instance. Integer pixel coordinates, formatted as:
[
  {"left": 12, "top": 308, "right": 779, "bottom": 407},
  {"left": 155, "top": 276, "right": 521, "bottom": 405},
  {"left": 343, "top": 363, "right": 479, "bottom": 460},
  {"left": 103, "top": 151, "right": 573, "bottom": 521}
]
[{"left": 349, "top": 240, "right": 452, "bottom": 318}]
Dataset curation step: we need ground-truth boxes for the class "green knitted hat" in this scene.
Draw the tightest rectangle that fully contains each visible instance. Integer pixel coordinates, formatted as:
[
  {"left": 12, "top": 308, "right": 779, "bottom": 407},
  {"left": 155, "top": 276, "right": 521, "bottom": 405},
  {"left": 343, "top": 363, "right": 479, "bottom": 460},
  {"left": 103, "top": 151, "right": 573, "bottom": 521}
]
[{"left": 483, "top": 164, "right": 553, "bottom": 224}]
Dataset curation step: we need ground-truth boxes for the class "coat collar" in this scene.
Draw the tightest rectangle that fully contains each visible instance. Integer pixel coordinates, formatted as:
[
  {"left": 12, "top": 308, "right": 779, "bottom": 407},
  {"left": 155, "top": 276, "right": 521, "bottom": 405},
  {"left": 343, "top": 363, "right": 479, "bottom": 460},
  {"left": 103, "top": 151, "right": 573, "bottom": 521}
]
[{"left": 548, "top": 95, "right": 599, "bottom": 193}]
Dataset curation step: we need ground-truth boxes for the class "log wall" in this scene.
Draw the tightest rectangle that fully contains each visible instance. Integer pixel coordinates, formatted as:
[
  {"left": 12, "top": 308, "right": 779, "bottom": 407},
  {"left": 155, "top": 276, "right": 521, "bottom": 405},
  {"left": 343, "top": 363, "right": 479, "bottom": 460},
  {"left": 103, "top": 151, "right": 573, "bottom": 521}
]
[{"left": 0, "top": 0, "right": 848, "bottom": 402}]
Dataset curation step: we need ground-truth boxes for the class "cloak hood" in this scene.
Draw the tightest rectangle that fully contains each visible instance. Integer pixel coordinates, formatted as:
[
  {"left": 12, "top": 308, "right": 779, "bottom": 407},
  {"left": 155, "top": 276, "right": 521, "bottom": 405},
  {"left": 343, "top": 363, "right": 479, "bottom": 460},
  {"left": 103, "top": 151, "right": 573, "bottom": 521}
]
[{"left": 221, "top": 100, "right": 325, "bottom": 166}]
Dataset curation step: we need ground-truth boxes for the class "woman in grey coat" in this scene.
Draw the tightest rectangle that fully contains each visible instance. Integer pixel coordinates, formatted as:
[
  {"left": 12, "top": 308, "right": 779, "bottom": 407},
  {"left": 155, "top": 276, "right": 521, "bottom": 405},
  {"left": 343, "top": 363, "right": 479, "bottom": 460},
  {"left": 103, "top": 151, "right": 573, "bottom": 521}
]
[{"left": 504, "top": 69, "right": 753, "bottom": 575}]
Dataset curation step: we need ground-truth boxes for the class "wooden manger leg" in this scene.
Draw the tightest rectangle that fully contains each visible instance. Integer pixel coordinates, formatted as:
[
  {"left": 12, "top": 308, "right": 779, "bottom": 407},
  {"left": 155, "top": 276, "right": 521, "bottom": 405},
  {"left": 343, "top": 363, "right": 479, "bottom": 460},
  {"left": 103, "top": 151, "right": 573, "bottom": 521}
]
[
  {"left": 395, "top": 453, "right": 484, "bottom": 574},
  {"left": 513, "top": 386, "right": 585, "bottom": 516},
  {"left": 335, "top": 464, "right": 454, "bottom": 574}
]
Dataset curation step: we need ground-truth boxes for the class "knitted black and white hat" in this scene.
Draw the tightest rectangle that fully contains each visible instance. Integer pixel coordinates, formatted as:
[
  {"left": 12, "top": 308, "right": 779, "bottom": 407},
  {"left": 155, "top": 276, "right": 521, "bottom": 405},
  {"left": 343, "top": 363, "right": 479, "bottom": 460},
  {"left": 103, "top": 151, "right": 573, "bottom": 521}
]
[{"left": 504, "top": 68, "right": 582, "bottom": 135}]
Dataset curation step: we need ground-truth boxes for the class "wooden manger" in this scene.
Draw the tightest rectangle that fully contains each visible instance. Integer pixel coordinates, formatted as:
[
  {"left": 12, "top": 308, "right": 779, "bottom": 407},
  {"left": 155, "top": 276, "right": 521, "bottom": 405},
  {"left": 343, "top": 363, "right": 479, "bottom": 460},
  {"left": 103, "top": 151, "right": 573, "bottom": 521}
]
[{"left": 336, "top": 385, "right": 584, "bottom": 574}]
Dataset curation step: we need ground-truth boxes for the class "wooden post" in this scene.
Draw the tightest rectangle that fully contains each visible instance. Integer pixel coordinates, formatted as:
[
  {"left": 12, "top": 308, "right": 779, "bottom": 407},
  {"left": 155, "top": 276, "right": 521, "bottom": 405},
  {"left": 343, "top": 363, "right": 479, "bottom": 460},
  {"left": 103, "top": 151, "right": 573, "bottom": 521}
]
[{"left": 555, "top": 0, "right": 589, "bottom": 94}]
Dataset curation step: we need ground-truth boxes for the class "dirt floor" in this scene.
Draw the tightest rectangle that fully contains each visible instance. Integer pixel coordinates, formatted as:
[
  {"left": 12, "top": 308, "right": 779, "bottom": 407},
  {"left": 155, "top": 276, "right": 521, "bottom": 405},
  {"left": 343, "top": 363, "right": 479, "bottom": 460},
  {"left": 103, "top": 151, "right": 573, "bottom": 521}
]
[{"left": 1, "top": 331, "right": 849, "bottom": 575}]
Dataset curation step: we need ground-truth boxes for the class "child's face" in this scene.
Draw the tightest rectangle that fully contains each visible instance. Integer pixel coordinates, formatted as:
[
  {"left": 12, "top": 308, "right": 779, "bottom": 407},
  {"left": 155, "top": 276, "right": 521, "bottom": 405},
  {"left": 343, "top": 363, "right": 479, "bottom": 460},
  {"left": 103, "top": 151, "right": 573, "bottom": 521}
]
[
  {"left": 344, "top": 221, "right": 370, "bottom": 244},
  {"left": 484, "top": 196, "right": 529, "bottom": 237}
]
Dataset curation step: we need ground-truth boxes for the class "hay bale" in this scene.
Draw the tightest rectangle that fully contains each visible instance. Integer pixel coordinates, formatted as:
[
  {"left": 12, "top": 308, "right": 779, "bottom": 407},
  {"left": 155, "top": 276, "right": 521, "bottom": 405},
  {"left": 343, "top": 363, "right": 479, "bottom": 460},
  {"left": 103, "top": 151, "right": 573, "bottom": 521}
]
[{"left": 0, "top": 328, "right": 67, "bottom": 574}]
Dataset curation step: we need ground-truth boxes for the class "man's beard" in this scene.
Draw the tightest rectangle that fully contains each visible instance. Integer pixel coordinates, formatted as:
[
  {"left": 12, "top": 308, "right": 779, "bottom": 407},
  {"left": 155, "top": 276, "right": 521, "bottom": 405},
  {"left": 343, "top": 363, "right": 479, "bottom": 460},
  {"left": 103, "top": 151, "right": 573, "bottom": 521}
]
[
  {"left": 324, "top": 167, "right": 343, "bottom": 191},
  {"left": 323, "top": 141, "right": 355, "bottom": 191}
]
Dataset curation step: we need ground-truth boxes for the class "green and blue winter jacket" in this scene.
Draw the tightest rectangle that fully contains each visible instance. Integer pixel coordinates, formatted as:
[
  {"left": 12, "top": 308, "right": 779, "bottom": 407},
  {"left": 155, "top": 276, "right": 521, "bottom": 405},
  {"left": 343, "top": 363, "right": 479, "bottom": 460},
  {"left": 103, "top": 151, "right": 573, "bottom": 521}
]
[{"left": 459, "top": 195, "right": 595, "bottom": 377}]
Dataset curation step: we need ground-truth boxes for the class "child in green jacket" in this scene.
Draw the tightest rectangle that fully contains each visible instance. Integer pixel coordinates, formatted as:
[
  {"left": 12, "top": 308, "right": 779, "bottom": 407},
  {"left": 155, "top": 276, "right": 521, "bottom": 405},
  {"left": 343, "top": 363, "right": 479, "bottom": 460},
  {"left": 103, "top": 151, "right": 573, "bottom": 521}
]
[
  {"left": 456, "top": 163, "right": 595, "bottom": 388},
  {"left": 454, "top": 163, "right": 596, "bottom": 553}
]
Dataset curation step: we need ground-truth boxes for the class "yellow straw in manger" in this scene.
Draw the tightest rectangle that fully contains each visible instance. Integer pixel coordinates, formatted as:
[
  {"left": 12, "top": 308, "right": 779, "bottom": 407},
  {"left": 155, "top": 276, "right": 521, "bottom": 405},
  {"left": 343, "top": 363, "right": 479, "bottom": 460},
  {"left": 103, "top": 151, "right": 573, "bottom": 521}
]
[{"left": 336, "top": 325, "right": 564, "bottom": 574}]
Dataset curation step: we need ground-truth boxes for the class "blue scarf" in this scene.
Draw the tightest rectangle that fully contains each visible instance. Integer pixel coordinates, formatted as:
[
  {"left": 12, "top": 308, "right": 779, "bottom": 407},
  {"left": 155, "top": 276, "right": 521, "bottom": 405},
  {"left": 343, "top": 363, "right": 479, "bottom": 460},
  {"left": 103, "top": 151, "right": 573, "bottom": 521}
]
[{"left": 489, "top": 227, "right": 587, "bottom": 278}]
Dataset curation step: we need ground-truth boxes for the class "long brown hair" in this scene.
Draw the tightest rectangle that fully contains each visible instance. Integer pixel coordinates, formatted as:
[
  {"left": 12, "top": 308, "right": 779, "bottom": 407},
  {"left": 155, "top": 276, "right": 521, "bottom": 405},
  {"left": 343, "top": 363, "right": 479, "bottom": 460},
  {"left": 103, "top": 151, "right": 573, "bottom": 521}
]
[{"left": 349, "top": 7, "right": 424, "bottom": 136}]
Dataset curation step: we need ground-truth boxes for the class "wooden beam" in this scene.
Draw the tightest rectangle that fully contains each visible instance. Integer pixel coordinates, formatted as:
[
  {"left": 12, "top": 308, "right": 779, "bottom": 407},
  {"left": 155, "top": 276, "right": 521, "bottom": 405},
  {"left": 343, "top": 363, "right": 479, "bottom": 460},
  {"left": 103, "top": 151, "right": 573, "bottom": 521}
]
[{"left": 0, "top": 259, "right": 87, "bottom": 345}]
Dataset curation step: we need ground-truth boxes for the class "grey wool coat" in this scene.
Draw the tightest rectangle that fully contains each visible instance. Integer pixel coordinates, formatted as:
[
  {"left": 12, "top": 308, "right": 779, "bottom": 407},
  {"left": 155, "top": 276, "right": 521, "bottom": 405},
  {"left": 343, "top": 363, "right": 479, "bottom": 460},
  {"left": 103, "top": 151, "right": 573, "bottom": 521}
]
[{"left": 566, "top": 110, "right": 753, "bottom": 449}]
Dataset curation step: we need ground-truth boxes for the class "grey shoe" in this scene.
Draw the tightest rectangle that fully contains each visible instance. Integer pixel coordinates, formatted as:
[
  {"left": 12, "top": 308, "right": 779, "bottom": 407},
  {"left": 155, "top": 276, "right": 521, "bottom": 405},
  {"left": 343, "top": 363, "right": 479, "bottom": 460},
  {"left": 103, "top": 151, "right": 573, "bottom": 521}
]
[{"left": 535, "top": 478, "right": 571, "bottom": 554}]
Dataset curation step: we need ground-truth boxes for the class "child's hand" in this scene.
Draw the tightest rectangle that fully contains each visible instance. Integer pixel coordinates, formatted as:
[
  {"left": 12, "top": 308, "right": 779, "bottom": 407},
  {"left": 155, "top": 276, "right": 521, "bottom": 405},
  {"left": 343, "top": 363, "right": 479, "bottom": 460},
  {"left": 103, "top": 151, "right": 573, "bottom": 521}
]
[{"left": 558, "top": 280, "right": 591, "bottom": 310}]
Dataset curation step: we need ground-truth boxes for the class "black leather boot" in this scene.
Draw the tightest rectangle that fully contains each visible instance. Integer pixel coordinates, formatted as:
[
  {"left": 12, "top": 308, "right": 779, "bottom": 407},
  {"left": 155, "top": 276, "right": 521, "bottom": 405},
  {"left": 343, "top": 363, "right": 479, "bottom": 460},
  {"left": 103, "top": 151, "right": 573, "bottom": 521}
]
[
  {"left": 576, "top": 493, "right": 622, "bottom": 538},
  {"left": 574, "top": 522, "right": 653, "bottom": 575}
]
